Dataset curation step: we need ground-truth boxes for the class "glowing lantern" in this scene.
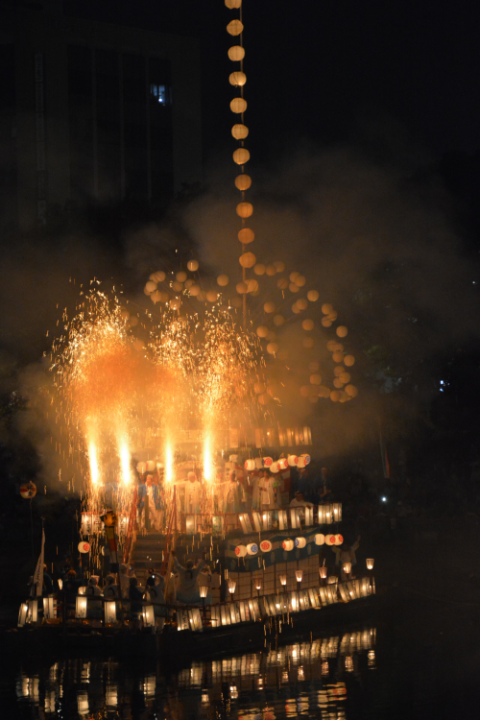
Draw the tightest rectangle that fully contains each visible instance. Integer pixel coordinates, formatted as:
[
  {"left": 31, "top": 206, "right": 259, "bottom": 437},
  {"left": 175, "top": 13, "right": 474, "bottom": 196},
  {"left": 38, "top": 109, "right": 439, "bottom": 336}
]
[
  {"left": 252, "top": 264, "right": 264, "bottom": 276},
  {"left": 187, "top": 259, "right": 199, "bottom": 271},
  {"left": 288, "top": 455, "right": 298, "bottom": 467},
  {"left": 206, "top": 290, "right": 218, "bottom": 302},
  {"left": 274, "top": 261, "right": 285, "bottom": 272},
  {"left": 289, "top": 283, "right": 300, "bottom": 293},
  {"left": 333, "top": 503, "right": 342, "bottom": 521},
  {"left": 297, "top": 454, "right": 311, "bottom": 468},
  {"left": 266, "top": 343, "right": 279, "bottom": 355},
  {"left": 333, "top": 378, "right": 343, "bottom": 389},
  {"left": 230, "top": 97, "right": 247, "bottom": 113},
  {"left": 18, "top": 603, "right": 28, "bottom": 627},
  {"left": 246, "top": 278, "right": 259, "bottom": 293},
  {"left": 307, "top": 290, "right": 319, "bottom": 302},
  {"left": 239, "top": 251, "right": 256, "bottom": 267},
  {"left": 314, "top": 534, "right": 325, "bottom": 545},
  {"left": 297, "top": 299, "right": 308, "bottom": 310},
  {"left": 226, "top": 19, "right": 244, "bottom": 35},
  {"left": 143, "top": 604, "right": 155, "bottom": 627},
  {"left": 236, "top": 282, "right": 247, "bottom": 294},
  {"left": 228, "top": 45, "right": 245, "bottom": 61},
  {"left": 277, "top": 277, "right": 289, "bottom": 289},
  {"left": 176, "top": 271, "right": 187, "bottom": 282},
  {"left": 145, "top": 280, "right": 157, "bottom": 293},
  {"left": 366, "top": 558, "right": 375, "bottom": 570},
  {"left": 229, "top": 71, "right": 246, "bottom": 86},
  {"left": 335, "top": 534, "right": 344, "bottom": 545},
  {"left": 321, "top": 318, "right": 332, "bottom": 327},
  {"left": 332, "top": 351, "right": 344, "bottom": 362},
  {"left": 238, "top": 227, "right": 254, "bottom": 244},
  {"left": 266, "top": 265, "right": 276, "bottom": 276},
  {"left": 283, "top": 539, "right": 294, "bottom": 551},
  {"left": 277, "top": 458, "right": 289, "bottom": 470},
  {"left": 75, "top": 596, "right": 88, "bottom": 619},
  {"left": 310, "top": 374, "right": 322, "bottom": 385},
  {"left": 189, "top": 283, "right": 200, "bottom": 296},
  {"left": 330, "top": 390, "right": 340, "bottom": 402},
  {"left": 328, "top": 310, "right": 338, "bottom": 321},
  {"left": 345, "top": 385, "right": 358, "bottom": 397},
  {"left": 296, "top": 275, "right": 306, "bottom": 287},
  {"left": 303, "top": 337, "right": 314, "bottom": 349},
  {"left": 245, "top": 459, "right": 255, "bottom": 471},
  {"left": 319, "top": 566, "right": 328, "bottom": 579},
  {"left": 172, "top": 281, "right": 183, "bottom": 291},
  {"left": 217, "top": 274, "right": 229, "bottom": 287},
  {"left": 78, "top": 541, "right": 90, "bottom": 554},
  {"left": 289, "top": 271, "right": 299, "bottom": 282},
  {"left": 20, "top": 483, "right": 37, "bottom": 499},
  {"left": 170, "top": 299, "right": 181, "bottom": 311},
  {"left": 343, "top": 562, "right": 352, "bottom": 575},
  {"left": 295, "top": 570, "right": 303, "bottom": 583},
  {"left": 151, "top": 290, "right": 162, "bottom": 303},
  {"left": 260, "top": 539, "right": 272, "bottom": 552},
  {"left": 235, "top": 173, "right": 251, "bottom": 190},
  {"left": 273, "top": 315, "right": 285, "bottom": 326},
  {"left": 336, "top": 326, "right": 348, "bottom": 338},
  {"left": 233, "top": 149, "right": 250, "bottom": 166},
  {"left": 247, "top": 543, "right": 258, "bottom": 555},
  {"left": 295, "top": 537, "right": 306, "bottom": 548},
  {"left": 262, "top": 302, "right": 276, "bottom": 315},
  {"left": 340, "top": 372, "right": 351, "bottom": 383},
  {"left": 235, "top": 545, "right": 247, "bottom": 557},
  {"left": 344, "top": 354, "right": 355, "bottom": 367},
  {"left": 270, "top": 461, "right": 280, "bottom": 473},
  {"left": 225, "top": 0, "right": 242, "bottom": 8},
  {"left": 302, "top": 319, "right": 314, "bottom": 331},
  {"left": 322, "top": 303, "right": 333, "bottom": 315},
  {"left": 151, "top": 270, "right": 165, "bottom": 282},
  {"left": 104, "top": 601, "right": 117, "bottom": 624},
  {"left": 256, "top": 326, "right": 268, "bottom": 338},
  {"left": 325, "top": 535, "right": 335, "bottom": 546},
  {"left": 263, "top": 457, "right": 273, "bottom": 467}
]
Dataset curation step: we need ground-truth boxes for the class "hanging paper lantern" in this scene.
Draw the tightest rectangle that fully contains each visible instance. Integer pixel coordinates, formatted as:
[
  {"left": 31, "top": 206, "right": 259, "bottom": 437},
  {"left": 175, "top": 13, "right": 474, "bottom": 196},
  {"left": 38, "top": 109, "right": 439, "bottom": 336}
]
[
  {"left": 189, "top": 284, "right": 200, "bottom": 296},
  {"left": 263, "top": 457, "right": 273, "bottom": 467},
  {"left": 303, "top": 337, "right": 314, "bottom": 349},
  {"left": 335, "top": 534, "right": 344, "bottom": 545},
  {"left": 235, "top": 545, "right": 247, "bottom": 557},
  {"left": 295, "top": 275, "right": 306, "bottom": 287},
  {"left": 314, "top": 533, "right": 325, "bottom": 545},
  {"left": 332, "top": 351, "right": 344, "bottom": 363},
  {"left": 244, "top": 459, "right": 255, "bottom": 471},
  {"left": 289, "top": 283, "right": 300, "bottom": 293},
  {"left": 236, "top": 282, "right": 248, "bottom": 294},
  {"left": 274, "top": 261, "right": 285, "bottom": 272},
  {"left": 228, "top": 45, "right": 245, "bottom": 61},
  {"left": 273, "top": 315, "right": 284, "bottom": 326},
  {"left": 270, "top": 461, "right": 280, "bottom": 473},
  {"left": 295, "top": 537, "right": 306, "bottom": 548},
  {"left": 187, "top": 260, "right": 199, "bottom": 272},
  {"left": 229, "top": 71, "right": 247, "bottom": 86},
  {"left": 296, "top": 299, "right": 308, "bottom": 311},
  {"left": 206, "top": 291, "right": 218, "bottom": 302},
  {"left": 233, "top": 148, "right": 250, "bottom": 165},
  {"left": 260, "top": 539, "right": 272, "bottom": 552},
  {"left": 310, "top": 374, "right": 322, "bottom": 385},
  {"left": 150, "top": 290, "right": 162, "bottom": 303},
  {"left": 333, "top": 366, "right": 345, "bottom": 377},
  {"left": 150, "top": 270, "right": 166, "bottom": 282},
  {"left": 283, "top": 539, "right": 294, "bottom": 551},
  {"left": 20, "top": 482, "right": 37, "bottom": 499},
  {"left": 344, "top": 355, "right": 355, "bottom": 367},
  {"left": 265, "top": 265, "right": 276, "bottom": 276},
  {"left": 246, "top": 278, "right": 259, "bottom": 293},
  {"left": 264, "top": 301, "right": 275, "bottom": 313},
  {"left": 267, "top": 342, "right": 279, "bottom": 355},
  {"left": 278, "top": 458, "right": 289, "bottom": 470},
  {"left": 330, "top": 390, "right": 340, "bottom": 402},
  {"left": 226, "top": 19, "right": 244, "bottom": 35},
  {"left": 252, "top": 264, "right": 265, "bottom": 277},
  {"left": 322, "top": 303, "right": 333, "bottom": 315},
  {"left": 176, "top": 271, "right": 187, "bottom": 282},
  {"left": 345, "top": 384, "right": 358, "bottom": 397},
  {"left": 333, "top": 378, "right": 343, "bottom": 389},
  {"left": 336, "top": 326, "right": 348, "bottom": 338},
  {"left": 302, "top": 319, "right": 314, "bottom": 330},
  {"left": 297, "top": 454, "right": 311, "bottom": 467},
  {"left": 170, "top": 299, "right": 181, "bottom": 310},
  {"left": 339, "top": 372, "right": 351, "bottom": 383},
  {"left": 239, "top": 251, "right": 256, "bottom": 267},
  {"left": 78, "top": 541, "right": 90, "bottom": 554},
  {"left": 290, "top": 271, "right": 299, "bottom": 282},
  {"left": 145, "top": 280, "right": 157, "bottom": 293},
  {"left": 247, "top": 543, "right": 258, "bottom": 555},
  {"left": 237, "top": 201, "right": 253, "bottom": 218},
  {"left": 307, "top": 290, "right": 319, "bottom": 302},
  {"left": 321, "top": 318, "right": 332, "bottom": 327},
  {"left": 230, "top": 97, "right": 247, "bottom": 113},
  {"left": 225, "top": 0, "right": 242, "bottom": 9},
  {"left": 217, "top": 274, "right": 229, "bottom": 287},
  {"left": 238, "top": 227, "right": 255, "bottom": 244},
  {"left": 235, "top": 173, "right": 252, "bottom": 190},
  {"left": 256, "top": 326, "right": 268, "bottom": 338}
]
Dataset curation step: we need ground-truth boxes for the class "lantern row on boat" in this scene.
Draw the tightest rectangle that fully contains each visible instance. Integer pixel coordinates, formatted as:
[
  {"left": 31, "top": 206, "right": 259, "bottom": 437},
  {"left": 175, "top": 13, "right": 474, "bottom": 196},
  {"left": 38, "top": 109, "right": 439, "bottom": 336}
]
[
  {"left": 244, "top": 454, "right": 310, "bottom": 472},
  {"left": 237, "top": 504, "right": 342, "bottom": 536}
]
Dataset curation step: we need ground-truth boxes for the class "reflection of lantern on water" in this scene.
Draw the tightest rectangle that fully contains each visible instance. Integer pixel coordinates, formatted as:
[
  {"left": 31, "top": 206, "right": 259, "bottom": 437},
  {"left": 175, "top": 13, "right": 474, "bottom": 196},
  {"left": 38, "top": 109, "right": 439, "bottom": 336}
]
[
  {"left": 255, "top": 578, "right": 262, "bottom": 595},
  {"left": 366, "top": 558, "right": 375, "bottom": 570},
  {"left": 104, "top": 600, "right": 117, "bottom": 624},
  {"left": 344, "top": 656, "right": 354, "bottom": 672},
  {"left": 321, "top": 661, "right": 330, "bottom": 676},
  {"left": 297, "top": 666, "right": 305, "bottom": 681},
  {"left": 368, "top": 649, "right": 376, "bottom": 668},
  {"left": 230, "top": 684, "right": 239, "bottom": 699}
]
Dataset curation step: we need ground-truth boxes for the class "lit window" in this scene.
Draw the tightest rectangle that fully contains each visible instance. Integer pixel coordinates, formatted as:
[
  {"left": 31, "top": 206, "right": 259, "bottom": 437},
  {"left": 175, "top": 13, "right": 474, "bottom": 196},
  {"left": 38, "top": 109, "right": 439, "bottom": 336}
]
[{"left": 150, "top": 84, "right": 169, "bottom": 104}]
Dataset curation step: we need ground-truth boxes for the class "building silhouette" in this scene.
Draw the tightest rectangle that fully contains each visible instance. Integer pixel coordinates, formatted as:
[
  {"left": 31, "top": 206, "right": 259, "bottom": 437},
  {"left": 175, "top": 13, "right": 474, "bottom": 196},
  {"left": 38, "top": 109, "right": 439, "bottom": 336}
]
[{"left": 0, "top": 0, "right": 202, "bottom": 231}]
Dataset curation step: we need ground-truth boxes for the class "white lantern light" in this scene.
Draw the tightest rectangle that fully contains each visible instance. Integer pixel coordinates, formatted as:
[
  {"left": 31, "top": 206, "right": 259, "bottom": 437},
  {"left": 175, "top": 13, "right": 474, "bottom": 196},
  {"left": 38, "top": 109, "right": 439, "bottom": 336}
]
[
  {"left": 43, "top": 597, "right": 55, "bottom": 619},
  {"left": 366, "top": 558, "right": 375, "bottom": 570},
  {"left": 288, "top": 455, "right": 298, "bottom": 467},
  {"left": 279, "top": 574, "right": 287, "bottom": 587},
  {"left": 332, "top": 503, "right": 342, "bottom": 521},
  {"left": 334, "top": 534, "right": 344, "bottom": 545},
  {"left": 225, "top": 0, "right": 242, "bottom": 9},
  {"left": 277, "top": 509, "right": 288, "bottom": 530},
  {"left": 18, "top": 603, "right": 29, "bottom": 627},
  {"left": 228, "top": 45, "right": 245, "bottom": 61},
  {"left": 75, "top": 596, "right": 88, "bottom": 619},
  {"left": 282, "top": 539, "right": 294, "bottom": 551},
  {"left": 314, "top": 533, "right": 325, "bottom": 545},
  {"left": 319, "top": 566, "right": 328, "bottom": 579},
  {"left": 199, "top": 585, "right": 208, "bottom": 599},
  {"left": 78, "top": 541, "right": 90, "bottom": 554},
  {"left": 143, "top": 605, "right": 155, "bottom": 627},
  {"left": 259, "top": 539, "right": 272, "bottom": 552},
  {"left": 104, "top": 601, "right": 117, "bottom": 624},
  {"left": 270, "top": 461, "right": 280, "bottom": 473},
  {"left": 295, "top": 537, "right": 306, "bottom": 549},
  {"left": 229, "top": 71, "right": 247, "bottom": 87},
  {"left": 290, "top": 508, "right": 301, "bottom": 529},
  {"left": 295, "top": 570, "right": 303, "bottom": 583},
  {"left": 304, "top": 505, "right": 314, "bottom": 526},
  {"left": 247, "top": 543, "right": 258, "bottom": 555},
  {"left": 226, "top": 19, "right": 244, "bottom": 36},
  {"left": 343, "top": 562, "right": 352, "bottom": 575},
  {"left": 235, "top": 544, "right": 247, "bottom": 557}
]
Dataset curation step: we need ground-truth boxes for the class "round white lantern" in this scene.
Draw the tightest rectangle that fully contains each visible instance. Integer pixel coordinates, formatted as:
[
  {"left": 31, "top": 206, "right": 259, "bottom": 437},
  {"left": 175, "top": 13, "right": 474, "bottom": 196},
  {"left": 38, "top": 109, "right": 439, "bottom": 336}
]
[
  {"left": 282, "top": 539, "right": 294, "bottom": 551},
  {"left": 314, "top": 534, "right": 325, "bottom": 545},
  {"left": 247, "top": 543, "right": 258, "bottom": 555},
  {"left": 295, "top": 537, "right": 306, "bottom": 549},
  {"left": 235, "top": 545, "right": 247, "bottom": 557}
]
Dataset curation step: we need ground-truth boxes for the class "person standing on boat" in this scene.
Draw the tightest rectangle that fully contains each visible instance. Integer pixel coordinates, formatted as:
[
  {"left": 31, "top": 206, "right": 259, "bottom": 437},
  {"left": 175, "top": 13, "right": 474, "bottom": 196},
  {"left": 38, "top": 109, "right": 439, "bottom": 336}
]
[
  {"left": 103, "top": 574, "right": 121, "bottom": 598},
  {"left": 144, "top": 575, "right": 166, "bottom": 632},
  {"left": 222, "top": 471, "right": 241, "bottom": 513},
  {"left": 330, "top": 535, "right": 361, "bottom": 581},
  {"left": 183, "top": 471, "right": 203, "bottom": 514},
  {"left": 171, "top": 551, "right": 205, "bottom": 604}
]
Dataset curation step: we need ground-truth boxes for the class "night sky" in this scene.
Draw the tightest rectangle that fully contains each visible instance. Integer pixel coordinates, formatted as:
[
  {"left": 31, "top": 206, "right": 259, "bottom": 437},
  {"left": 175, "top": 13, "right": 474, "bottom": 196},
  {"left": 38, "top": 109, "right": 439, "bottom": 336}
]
[{"left": 65, "top": 0, "right": 480, "bottom": 161}]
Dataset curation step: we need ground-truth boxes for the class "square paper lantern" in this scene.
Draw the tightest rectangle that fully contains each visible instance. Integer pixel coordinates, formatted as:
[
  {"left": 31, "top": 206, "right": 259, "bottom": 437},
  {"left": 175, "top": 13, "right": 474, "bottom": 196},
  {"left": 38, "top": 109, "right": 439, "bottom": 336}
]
[
  {"left": 239, "top": 514, "right": 253, "bottom": 534},
  {"left": 252, "top": 512, "right": 262, "bottom": 532},
  {"left": 75, "top": 596, "right": 88, "bottom": 619},
  {"left": 185, "top": 515, "right": 196, "bottom": 535},
  {"left": 18, "top": 603, "right": 28, "bottom": 627},
  {"left": 304, "top": 506, "right": 314, "bottom": 526},
  {"left": 277, "top": 509, "right": 288, "bottom": 530},
  {"left": 104, "top": 601, "right": 117, "bottom": 624},
  {"left": 43, "top": 597, "right": 55, "bottom": 619},
  {"left": 290, "top": 508, "right": 301, "bottom": 529}
]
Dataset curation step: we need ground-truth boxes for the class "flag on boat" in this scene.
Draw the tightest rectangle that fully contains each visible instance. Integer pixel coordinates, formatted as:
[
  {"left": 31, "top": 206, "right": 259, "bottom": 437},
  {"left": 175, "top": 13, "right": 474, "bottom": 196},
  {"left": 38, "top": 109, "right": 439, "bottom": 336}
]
[{"left": 32, "top": 528, "right": 45, "bottom": 597}]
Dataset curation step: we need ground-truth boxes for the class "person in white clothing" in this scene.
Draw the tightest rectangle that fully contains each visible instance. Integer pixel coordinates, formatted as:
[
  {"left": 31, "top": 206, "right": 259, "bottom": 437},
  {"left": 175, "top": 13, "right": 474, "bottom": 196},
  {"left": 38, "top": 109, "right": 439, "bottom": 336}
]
[
  {"left": 172, "top": 552, "right": 205, "bottom": 604},
  {"left": 330, "top": 535, "right": 361, "bottom": 581}
]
